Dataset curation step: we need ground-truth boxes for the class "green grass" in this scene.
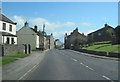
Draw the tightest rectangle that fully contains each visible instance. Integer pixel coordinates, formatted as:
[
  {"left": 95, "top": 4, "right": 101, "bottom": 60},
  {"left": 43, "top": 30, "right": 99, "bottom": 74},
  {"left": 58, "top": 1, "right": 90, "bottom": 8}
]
[
  {"left": 86, "top": 44, "right": 120, "bottom": 53},
  {"left": 2, "top": 57, "right": 17, "bottom": 65},
  {"left": 4, "top": 53, "right": 29, "bottom": 58}
]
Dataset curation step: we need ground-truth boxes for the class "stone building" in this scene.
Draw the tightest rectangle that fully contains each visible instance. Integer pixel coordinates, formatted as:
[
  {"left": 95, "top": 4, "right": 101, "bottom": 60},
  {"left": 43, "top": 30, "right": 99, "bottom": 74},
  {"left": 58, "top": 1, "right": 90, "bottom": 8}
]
[
  {"left": 64, "top": 28, "right": 87, "bottom": 49},
  {"left": 17, "top": 22, "right": 41, "bottom": 50},
  {"left": 17, "top": 22, "right": 54, "bottom": 50},
  {"left": 45, "top": 33, "right": 54, "bottom": 49},
  {"left": 87, "top": 24, "right": 116, "bottom": 43},
  {"left": 115, "top": 25, "right": 120, "bottom": 44},
  {"left": 0, "top": 8, "right": 17, "bottom": 44}
]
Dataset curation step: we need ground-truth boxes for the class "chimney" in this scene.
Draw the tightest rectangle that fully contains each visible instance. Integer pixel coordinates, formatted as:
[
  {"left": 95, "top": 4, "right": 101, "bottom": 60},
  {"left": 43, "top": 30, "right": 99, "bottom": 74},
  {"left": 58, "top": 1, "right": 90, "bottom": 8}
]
[
  {"left": 51, "top": 33, "right": 53, "bottom": 36},
  {"left": 105, "top": 24, "right": 108, "bottom": 27},
  {"left": 76, "top": 27, "right": 78, "bottom": 32},
  {"left": 24, "top": 21, "right": 29, "bottom": 27},
  {"left": 65, "top": 33, "right": 67, "bottom": 36},
  {"left": 34, "top": 25, "right": 37, "bottom": 32}
]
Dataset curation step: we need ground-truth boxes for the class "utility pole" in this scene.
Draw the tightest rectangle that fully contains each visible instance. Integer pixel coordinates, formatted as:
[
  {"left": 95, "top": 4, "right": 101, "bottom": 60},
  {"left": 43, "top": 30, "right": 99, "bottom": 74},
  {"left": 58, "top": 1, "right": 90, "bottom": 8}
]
[{"left": 43, "top": 24, "right": 45, "bottom": 51}]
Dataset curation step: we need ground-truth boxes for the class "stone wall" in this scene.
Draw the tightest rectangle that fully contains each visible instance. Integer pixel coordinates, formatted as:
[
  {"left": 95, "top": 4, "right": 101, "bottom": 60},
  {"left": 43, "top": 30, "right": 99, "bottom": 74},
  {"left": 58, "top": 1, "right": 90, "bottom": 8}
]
[
  {"left": 1, "top": 44, "right": 31, "bottom": 56},
  {"left": 0, "top": 45, "right": 2, "bottom": 57}
]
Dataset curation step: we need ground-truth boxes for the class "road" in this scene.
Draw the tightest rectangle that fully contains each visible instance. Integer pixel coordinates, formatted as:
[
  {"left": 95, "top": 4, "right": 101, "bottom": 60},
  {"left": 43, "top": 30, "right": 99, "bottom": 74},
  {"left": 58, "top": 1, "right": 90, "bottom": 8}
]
[{"left": 25, "top": 49, "right": 118, "bottom": 81}]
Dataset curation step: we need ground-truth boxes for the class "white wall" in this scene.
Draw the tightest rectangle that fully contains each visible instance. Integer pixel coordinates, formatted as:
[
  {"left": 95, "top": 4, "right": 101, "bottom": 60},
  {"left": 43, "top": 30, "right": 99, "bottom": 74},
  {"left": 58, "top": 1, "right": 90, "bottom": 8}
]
[
  {"left": 36, "top": 35, "right": 39, "bottom": 48},
  {"left": 0, "top": 20, "right": 16, "bottom": 35},
  {"left": 2, "top": 36, "right": 17, "bottom": 44}
]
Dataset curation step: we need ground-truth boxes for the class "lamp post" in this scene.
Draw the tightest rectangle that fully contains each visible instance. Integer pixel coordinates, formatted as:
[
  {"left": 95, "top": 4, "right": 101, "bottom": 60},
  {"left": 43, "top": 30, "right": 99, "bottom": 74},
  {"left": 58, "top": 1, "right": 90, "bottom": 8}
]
[{"left": 43, "top": 24, "right": 45, "bottom": 51}]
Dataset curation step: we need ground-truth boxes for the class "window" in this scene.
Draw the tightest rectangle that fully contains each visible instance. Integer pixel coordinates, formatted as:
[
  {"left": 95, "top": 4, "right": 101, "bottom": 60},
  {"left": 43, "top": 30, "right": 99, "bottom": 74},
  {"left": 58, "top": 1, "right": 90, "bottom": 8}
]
[
  {"left": 98, "top": 32, "right": 102, "bottom": 36},
  {"left": 3, "top": 23, "right": 6, "bottom": 30},
  {"left": 6, "top": 37, "right": 10, "bottom": 44},
  {"left": 9, "top": 25, "right": 12, "bottom": 31},
  {"left": 11, "top": 38, "right": 14, "bottom": 44}
]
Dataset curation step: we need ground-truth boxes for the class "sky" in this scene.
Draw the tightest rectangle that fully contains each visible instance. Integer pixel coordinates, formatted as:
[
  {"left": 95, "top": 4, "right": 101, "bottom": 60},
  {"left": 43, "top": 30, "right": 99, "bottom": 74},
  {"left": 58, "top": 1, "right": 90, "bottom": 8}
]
[{"left": 1, "top": 2, "right": 118, "bottom": 42}]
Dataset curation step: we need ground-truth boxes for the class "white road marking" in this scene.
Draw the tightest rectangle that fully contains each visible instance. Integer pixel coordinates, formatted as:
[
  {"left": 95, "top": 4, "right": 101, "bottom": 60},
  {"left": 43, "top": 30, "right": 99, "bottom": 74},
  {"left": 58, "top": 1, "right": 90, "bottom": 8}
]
[
  {"left": 85, "top": 66, "right": 94, "bottom": 71},
  {"left": 102, "top": 75, "right": 111, "bottom": 80},
  {"left": 18, "top": 64, "right": 38, "bottom": 80},
  {"left": 71, "top": 58, "right": 77, "bottom": 61},
  {"left": 102, "top": 75, "right": 114, "bottom": 82},
  {"left": 80, "top": 62, "right": 85, "bottom": 66}
]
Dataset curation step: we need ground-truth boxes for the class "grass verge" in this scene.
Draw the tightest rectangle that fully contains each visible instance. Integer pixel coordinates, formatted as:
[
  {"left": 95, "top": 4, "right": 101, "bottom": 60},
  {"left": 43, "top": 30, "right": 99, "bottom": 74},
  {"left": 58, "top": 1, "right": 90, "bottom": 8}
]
[
  {"left": 2, "top": 57, "right": 17, "bottom": 65},
  {"left": 4, "top": 53, "right": 29, "bottom": 58}
]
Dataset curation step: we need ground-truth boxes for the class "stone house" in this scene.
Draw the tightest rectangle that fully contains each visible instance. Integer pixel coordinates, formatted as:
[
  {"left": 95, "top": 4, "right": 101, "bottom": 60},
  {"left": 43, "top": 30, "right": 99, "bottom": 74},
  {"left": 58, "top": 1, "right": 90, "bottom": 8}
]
[
  {"left": 115, "top": 25, "right": 120, "bottom": 44},
  {"left": 17, "top": 22, "right": 41, "bottom": 50},
  {"left": 17, "top": 22, "right": 54, "bottom": 50},
  {"left": 64, "top": 28, "right": 87, "bottom": 49},
  {"left": 0, "top": 8, "right": 17, "bottom": 44},
  {"left": 87, "top": 24, "right": 116, "bottom": 43},
  {"left": 45, "top": 33, "right": 54, "bottom": 49}
]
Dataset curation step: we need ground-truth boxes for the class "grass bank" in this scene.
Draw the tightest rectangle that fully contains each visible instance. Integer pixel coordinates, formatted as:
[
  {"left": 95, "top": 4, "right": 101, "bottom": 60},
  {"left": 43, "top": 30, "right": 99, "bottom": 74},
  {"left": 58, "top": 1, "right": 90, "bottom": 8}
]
[{"left": 86, "top": 44, "right": 120, "bottom": 53}]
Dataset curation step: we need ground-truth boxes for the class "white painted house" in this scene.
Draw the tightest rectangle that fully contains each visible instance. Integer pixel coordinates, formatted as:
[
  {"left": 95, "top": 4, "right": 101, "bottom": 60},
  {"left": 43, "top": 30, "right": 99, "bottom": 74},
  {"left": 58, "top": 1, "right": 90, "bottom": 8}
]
[
  {"left": 17, "top": 22, "right": 42, "bottom": 50},
  {"left": 0, "top": 9, "right": 17, "bottom": 44}
]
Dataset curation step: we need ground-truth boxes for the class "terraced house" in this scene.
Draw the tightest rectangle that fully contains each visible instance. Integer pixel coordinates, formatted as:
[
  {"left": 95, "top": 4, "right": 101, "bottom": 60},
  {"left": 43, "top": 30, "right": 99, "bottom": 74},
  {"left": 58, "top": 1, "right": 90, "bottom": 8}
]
[
  {"left": 87, "top": 24, "right": 116, "bottom": 43},
  {"left": 0, "top": 8, "right": 17, "bottom": 44},
  {"left": 64, "top": 28, "right": 87, "bottom": 49}
]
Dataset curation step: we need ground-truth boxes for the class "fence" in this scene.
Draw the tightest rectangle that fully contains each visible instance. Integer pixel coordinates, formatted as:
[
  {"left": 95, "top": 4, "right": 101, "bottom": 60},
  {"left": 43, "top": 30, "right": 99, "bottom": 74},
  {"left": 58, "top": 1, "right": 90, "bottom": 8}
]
[
  {"left": 74, "top": 48, "right": 120, "bottom": 58},
  {"left": 0, "top": 44, "right": 31, "bottom": 56}
]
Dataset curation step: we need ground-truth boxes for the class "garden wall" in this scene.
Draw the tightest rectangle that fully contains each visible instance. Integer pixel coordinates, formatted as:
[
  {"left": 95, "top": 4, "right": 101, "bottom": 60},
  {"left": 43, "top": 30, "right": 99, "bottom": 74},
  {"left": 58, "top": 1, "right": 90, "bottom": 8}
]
[
  {"left": 74, "top": 48, "right": 120, "bottom": 58},
  {"left": 1, "top": 44, "right": 31, "bottom": 56}
]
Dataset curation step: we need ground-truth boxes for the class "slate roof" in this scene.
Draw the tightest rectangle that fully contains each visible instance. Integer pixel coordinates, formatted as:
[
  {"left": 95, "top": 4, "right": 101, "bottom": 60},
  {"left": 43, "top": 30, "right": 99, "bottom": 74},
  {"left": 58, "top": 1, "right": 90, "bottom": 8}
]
[
  {"left": 30, "top": 28, "right": 43, "bottom": 36},
  {"left": 0, "top": 14, "right": 16, "bottom": 25}
]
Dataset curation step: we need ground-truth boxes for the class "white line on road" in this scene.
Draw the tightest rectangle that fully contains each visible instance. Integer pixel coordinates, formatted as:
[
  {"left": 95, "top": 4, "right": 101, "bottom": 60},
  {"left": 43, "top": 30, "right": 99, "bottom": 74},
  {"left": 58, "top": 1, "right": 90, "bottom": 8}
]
[
  {"left": 18, "top": 64, "right": 38, "bottom": 80},
  {"left": 71, "top": 58, "right": 78, "bottom": 61},
  {"left": 102, "top": 75, "right": 114, "bottom": 82}
]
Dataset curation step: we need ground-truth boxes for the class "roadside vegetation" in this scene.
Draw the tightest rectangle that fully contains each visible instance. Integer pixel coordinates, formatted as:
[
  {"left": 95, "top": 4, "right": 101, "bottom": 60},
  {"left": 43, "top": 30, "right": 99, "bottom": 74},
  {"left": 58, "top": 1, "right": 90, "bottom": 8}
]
[
  {"left": 55, "top": 45, "right": 62, "bottom": 49},
  {"left": 1, "top": 57, "right": 17, "bottom": 65},
  {"left": 1, "top": 53, "right": 29, "bottom": 66},
  {"left": 86, "top": 44, "right": 120, "bottom": 53},
  {"left": 4, "top": 53, "right": 29, "bottom": 58}
]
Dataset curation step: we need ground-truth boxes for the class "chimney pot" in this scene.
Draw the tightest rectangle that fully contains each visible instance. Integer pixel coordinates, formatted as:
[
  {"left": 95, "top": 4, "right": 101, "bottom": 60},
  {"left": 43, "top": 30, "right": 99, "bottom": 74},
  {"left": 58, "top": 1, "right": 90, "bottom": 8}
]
[
  {"left": 34, "top": 25, "right": 37, "bottom": 32},
  {"left": 24, "top": 21, "right": 29, "bottom": 27},
  {"left": 105, "top": 24, "right": 108, "bottom": 27}
]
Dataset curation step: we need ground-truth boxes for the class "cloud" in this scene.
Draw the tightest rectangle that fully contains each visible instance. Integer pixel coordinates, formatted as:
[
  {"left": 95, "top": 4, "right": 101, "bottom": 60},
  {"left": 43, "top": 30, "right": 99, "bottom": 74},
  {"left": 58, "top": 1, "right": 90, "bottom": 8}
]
[
  {"left": 11, "top": 16, "right": 25, "bottom": 30},
  {"left": 29, "top": 17, "right": 75, "bottom": 31},
  {"left": 79, "top": 22, "right": 91, "bottom": 26}
]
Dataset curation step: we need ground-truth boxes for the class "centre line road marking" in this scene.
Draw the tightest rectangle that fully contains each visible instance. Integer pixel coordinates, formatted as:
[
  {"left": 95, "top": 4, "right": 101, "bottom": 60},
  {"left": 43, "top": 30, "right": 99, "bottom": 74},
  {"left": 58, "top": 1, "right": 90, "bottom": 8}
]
[{"left": 71, "top": 58, "right": 78, "bottom": 61}]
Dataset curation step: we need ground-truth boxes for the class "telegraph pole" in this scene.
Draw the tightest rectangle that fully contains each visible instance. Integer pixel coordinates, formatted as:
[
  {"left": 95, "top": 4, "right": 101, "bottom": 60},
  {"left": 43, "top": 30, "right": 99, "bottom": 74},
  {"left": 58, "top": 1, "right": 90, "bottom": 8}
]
[{"left": 43, "top": 24, "right": 45, "bottom": 51}]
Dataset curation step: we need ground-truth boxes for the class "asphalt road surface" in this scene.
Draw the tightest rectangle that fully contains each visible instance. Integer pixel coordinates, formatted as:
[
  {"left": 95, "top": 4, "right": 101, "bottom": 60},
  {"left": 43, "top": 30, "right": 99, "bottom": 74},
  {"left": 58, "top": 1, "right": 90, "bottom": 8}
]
[{"left": 26, "top": 49, "right": 119, "bottom": 81}]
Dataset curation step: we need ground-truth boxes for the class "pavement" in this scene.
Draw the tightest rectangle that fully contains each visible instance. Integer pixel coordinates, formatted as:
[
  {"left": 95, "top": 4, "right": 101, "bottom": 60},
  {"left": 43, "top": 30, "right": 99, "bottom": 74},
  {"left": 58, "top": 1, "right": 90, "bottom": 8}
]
[
  {"left": 2, "top": 50, "right": 47, "bottom": 80},
  {"left": 26, "top": 49, "right": 119, "bottom": 81},
  {"left": 2, "top": 49, "right": 119, "bottom": 81}
]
